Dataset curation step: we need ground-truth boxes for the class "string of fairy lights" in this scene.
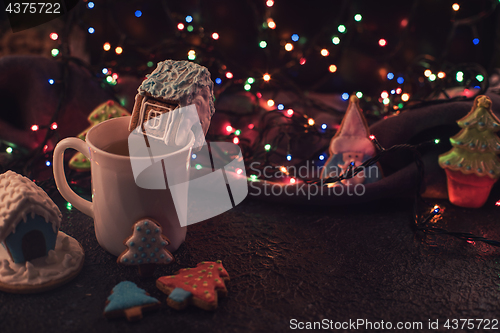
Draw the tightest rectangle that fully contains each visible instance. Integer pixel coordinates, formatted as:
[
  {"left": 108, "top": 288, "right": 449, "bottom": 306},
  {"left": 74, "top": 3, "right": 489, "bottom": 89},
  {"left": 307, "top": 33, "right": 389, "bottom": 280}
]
[{"left": 0, "top": 0, "right": 499, "bottom": 233}]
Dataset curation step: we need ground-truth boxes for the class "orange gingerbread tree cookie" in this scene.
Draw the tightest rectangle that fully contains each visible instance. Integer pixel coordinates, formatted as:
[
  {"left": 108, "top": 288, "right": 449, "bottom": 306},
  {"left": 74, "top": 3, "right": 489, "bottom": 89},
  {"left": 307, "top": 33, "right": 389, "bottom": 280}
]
[
  {"left": 156, "top": 260, "right": 230, "bottom": 311},
  {"left": 117, "top": 218, "right": 174, "bottom": 277}
]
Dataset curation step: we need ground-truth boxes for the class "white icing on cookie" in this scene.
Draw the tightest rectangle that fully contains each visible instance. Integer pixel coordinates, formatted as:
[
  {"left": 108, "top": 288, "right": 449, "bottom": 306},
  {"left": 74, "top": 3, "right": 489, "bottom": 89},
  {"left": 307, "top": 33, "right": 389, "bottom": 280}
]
[
  {"left": 0, "top": 232, "right": 84, "bottom": 286},
  {"left": 0, "top": 171, "right": 61, "bottom": 242}
]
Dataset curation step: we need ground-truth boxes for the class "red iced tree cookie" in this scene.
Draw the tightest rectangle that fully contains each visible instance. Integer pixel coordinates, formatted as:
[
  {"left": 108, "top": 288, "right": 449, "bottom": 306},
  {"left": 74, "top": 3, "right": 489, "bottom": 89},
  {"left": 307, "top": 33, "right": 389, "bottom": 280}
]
[
  {"left": 439, "top": 95, "right": 500, "bottom": 208},
  {"left": 117, "top": 218, "right": 174, "bottom": 277},
  {"left": 156, "top": 260, "right": 230, "bottom": 310}
]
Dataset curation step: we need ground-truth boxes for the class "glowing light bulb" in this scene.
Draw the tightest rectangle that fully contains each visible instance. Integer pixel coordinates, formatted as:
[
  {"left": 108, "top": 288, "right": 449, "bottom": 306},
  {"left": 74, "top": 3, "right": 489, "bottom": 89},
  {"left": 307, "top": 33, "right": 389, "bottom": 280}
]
[
  {"left": 177, "top": 23, "right": 185, "bottom": 30},
  {"left": 319, "top": 154, "right": 325, "bottom": 161},
  {"left": 424, "top": 69, "right": 432, "bottom": 77},
  {"left": 250, "top": 174, "right": 258, "bottom": 181},
  {"left": 378, "top": 39, "right": 387, "bottom": 47},
  {"left": 286, "top": 109, "right": 294, "bottom": 117},
  {"left": 476, "top": 74, "right": 484, "bottom": 82},
  {"left": 267, "top": 19, "right": 276, "bottom": 29},
  {"left": 397, "top": 77, "right": 404, "bottom": 84},
  {"left": 50, "top": 122, "right": 58, "bottom": 130},
  {"left": 233, "top": 137, "right": 240, "bottom": 144},
  {"left": 320, "top": 49, "right": 329, "bottom": 57},
  {"left": 102, "top": 68, "right": 109, "bottom": 75},
  {"left": 280, "top": 166, "right": 288, "bottom": 173},
  {"left": 263, "top": 73, "right": 271, "bottom": 82},
  {"left": 192, "top": 153, "right": 197, "bottom": 159},
  {"left": 48, "top": 79, "right": 54, "bottom": 85},
  {"left": 66, "top": 202, "right": 72, "bottom": 210},
  {"left": 264, "top": 144, "right": 271, "bottom": 151},
  {"left": 259, "top": 40, "right": 267, "bottom": 48},
  {"left": 247, "top": 77, "right": 255, "bottom": 84},
  {"left": 308, "top": 118, "right": 315, "bottom": 126},
  {"left": 87, "top": 2, "right": 94, "bottom": 9},
  {"left": 321, "top": 123, "right": 327, "bottom": 130},
  {"left": 285, "top": 43, "right": 293, "bottom": 51},
  {"left": 473, "top": 38, "right": 480, "bottom": 45},
  {"left": 434, "top": 139, "right": 440, "bottom": 145},
  {"left": 437, "top": 72, "right": 446, "bottom": 79},
  {"left": 299, "top": 57, "right": 306, "bottom": 65},
  {"left": 387, "top": 72, "right": 394, "bottom": 80},
  {"left": 369, "top": 135, "right": 375, "bottom": 140},
  {"left": 226, "top": 125, "right": 233, "bottom": 133},
  {"left": 215, "top": 78, "right": 222, "bottom": 85},
  {"left": 277, "top": 104, "right": 284, "bottom": 110},
  {"left": 356, "top": 91, "right": 363, "bottom": 98},
  {"left": 291, "top": 34, "right": 299, "bottom": 42},
  {"left": 381, "top": 91, "right": 389, "bottom": 99},
  {"left": 391, "top": 90, "right": 396, "bottom": 94},
  {"left": 401, "top": 93, "right": 410, "bottom": 102},
  {"left": 456, "top": 71, "right": 464, "bottom": 82},
  {"left": 332, "top": 36, "right": 340, "bottom": 45},
  {"left": 341, "top": 93, "right": 349, "bottom": 101},
  {"left": 6, "top": 147, "right": 13, "bottom": 153},
  {"left": 103, "top": 43, "right": 111, "bottom": 51},
  {"left": 496, "top": 200, "right": 500, "bottom": 206},
  {"left": 226, "top": 72, "right": 233, "bottom": 79},
  {"left": 195, "top": 164, "right": 202, "bottom": 170},
  {"left": 267, "top": 99, "right": 275, "bottom": 107},
  {"left": 187, "top": 25, "right": 194, "bottom": 32},
  {"left": 452, "top": 3, "right": 460, "bottom": 11},
  {"left": 337, "top": 25, "right": 346, "bottom": 33},
  {"left": 235, "top": 129, "right": 241, "bottom": 136},
  {"left": 266, "top": 0, "right": 274, "bottom": 7},
  {"left": 248, "top": 124, "right": 255, "bottom": 129},
  {"left": 354, "top": 14, "right": 362, "bottom": 22},
  {"left": 383, "top": 98, "right": 390, "bottom": 105},
  {"left": 46, "top": 161, "right": 51, "bottom": 167},
  {"left": 106, "top": 76, "right": 113, "bottom": 83},
  {"left": 429, "top": 74, "right": 436, "bottom": 81},
  {"left": 185, "top": 15, "right": 193, "bottom": 23},
  {"left": 51, "top": 48, "right": 59, "bottom": 57},
  {"left": 244, "top": 84, "right": 251, "bottom": 91},
  {"left": 50, "top": 32, "right": 58, "bottom": 40},
  {"left": 115, "top": 47, "right": 123, "bottom": 54},
  {"left": 135, "top": 10, "right": 142, "bottom": 17},
  {"left": 88, "top": 27, "right": 95, "bottom": 34},
  {"left": 329, "top": 64, "right": 337, "bottom": 73},
  {"left": 212, "top": 32, "right": 219, "bottom": 40},
  {"left": 236, "top": 168, "right": 243, "bottom": 175},
  {"left": 286, "top": 154, "right": 292, "bottom": 161},
  {"left": 290, "top": 178, "right": 296, "bottom": 184},
  {"left": 188, "top": 50, "right": 196, "bottom": 60},
  {"left": 396, "top": 87, "right": 402, "bottom": 94}
]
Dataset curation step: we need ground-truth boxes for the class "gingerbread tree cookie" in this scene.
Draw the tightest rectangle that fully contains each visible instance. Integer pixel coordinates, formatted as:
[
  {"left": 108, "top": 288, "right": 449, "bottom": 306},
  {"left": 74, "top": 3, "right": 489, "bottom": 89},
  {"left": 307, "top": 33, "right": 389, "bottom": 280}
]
[
  {"left": 117, "top": 218, "right": 174, "bottom": 277},
  {"left": 156, "top": 260, "right": 230, "bottom": 311},
  {"left": 104, "top": 281, "right": 160, "bottom": 321},
  {"left": 439, "top": 95, "right": 500, "bottom": 207},
  {"left": 69, "top": 100, "right": 130, "bottom": 171}
]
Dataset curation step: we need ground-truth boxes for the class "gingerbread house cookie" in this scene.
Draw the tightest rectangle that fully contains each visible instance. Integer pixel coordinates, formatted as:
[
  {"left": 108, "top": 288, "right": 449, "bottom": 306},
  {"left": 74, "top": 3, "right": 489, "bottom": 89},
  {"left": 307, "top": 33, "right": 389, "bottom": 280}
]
[
  {"left": 0, "top": 171, "right": 84, "bottom": 293},
  {"left": 129, "top": 60, "right": 215, "bottom": 148}
]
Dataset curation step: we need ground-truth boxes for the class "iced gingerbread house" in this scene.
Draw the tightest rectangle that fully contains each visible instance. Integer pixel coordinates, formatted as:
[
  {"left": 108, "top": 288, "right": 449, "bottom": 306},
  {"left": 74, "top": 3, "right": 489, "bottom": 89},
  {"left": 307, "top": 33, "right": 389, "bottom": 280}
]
[
  {"left": 0, "top": 171, "right": 61, "bottom": 263},
  {"left": 128, "top": 60, "right": 215, "bottom": 147}
]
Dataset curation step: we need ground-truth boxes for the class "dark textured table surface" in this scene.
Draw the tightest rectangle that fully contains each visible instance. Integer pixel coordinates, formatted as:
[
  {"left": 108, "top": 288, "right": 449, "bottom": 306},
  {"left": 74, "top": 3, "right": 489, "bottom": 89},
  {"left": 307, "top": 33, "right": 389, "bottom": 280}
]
[{"left": 1, "top": 187, "right": 500, "bottom": 333}]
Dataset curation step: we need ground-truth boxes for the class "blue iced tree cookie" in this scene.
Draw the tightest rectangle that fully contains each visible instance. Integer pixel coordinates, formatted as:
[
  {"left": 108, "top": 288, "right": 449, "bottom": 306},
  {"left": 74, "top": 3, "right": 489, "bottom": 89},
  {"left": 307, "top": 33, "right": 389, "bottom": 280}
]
[
  {"left": 321, "top": 96, "right": 383, "bottom": 185},
  {"left": 104, "top": 281, "right": 160, "bottom": 321},
  {"left": 117, "top": 218, "right": 175, "bottom": 277}
]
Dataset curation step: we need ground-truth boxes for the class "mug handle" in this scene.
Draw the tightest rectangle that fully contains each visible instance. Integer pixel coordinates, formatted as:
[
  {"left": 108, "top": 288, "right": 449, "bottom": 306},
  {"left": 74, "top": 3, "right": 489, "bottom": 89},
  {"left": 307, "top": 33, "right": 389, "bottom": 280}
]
[{"left": 53, "top": 138, "right": 94, "bottom": 218}]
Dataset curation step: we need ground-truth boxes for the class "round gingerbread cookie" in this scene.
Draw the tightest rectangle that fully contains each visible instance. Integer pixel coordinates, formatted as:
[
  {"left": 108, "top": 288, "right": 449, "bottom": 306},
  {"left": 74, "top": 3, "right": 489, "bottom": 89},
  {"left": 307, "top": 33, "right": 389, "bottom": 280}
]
[{"left": 0, "top": 232, "right": 84, "bottom": 294}]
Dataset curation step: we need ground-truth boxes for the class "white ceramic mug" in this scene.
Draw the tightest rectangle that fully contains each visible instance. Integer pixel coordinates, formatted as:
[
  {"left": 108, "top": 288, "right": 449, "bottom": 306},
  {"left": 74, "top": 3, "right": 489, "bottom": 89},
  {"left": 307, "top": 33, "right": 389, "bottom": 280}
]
[{"left": 53, "top": 116, "right": 194, "bottom": 256}]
